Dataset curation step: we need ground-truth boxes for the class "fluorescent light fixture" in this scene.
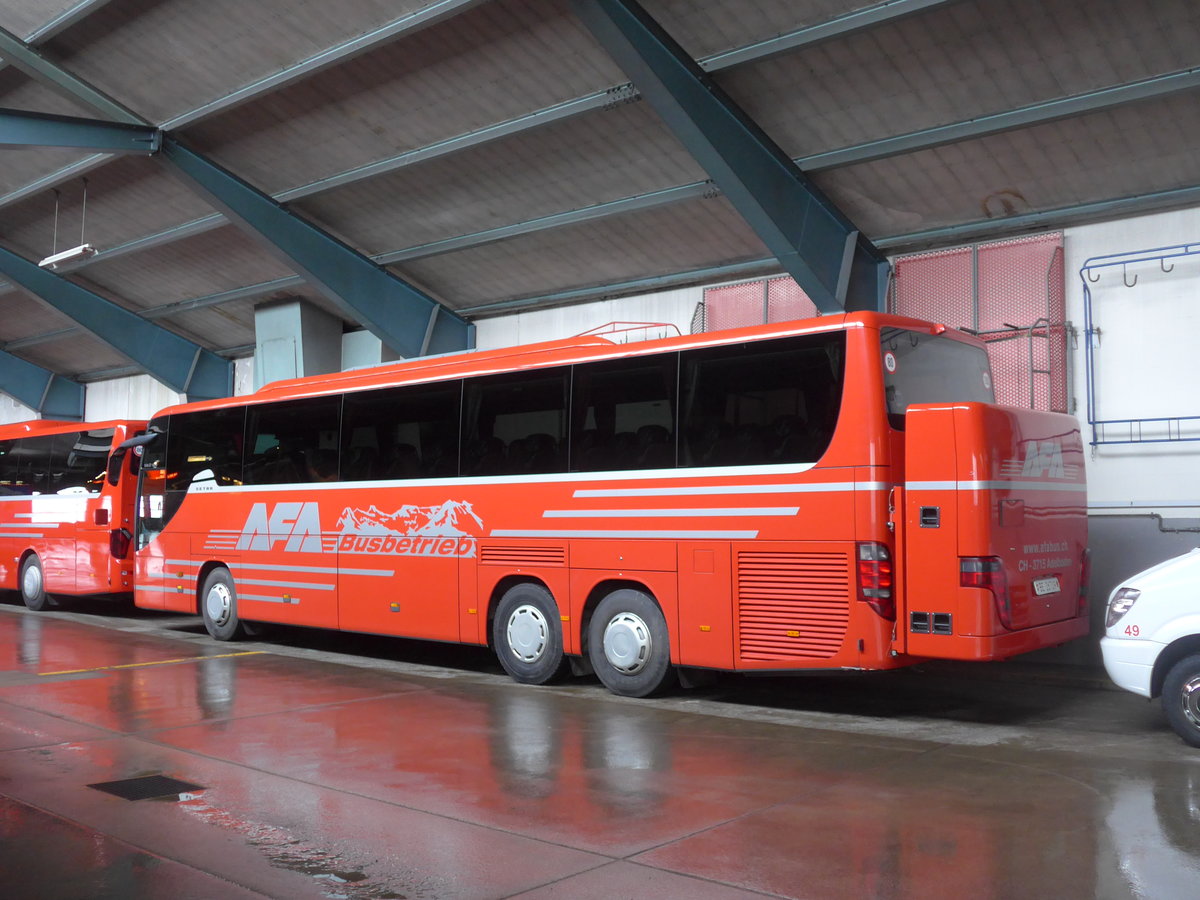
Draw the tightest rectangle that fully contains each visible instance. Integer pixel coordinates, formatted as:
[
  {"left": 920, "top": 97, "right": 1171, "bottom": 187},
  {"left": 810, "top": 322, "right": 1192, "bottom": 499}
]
[{"left": 38, "top": 243, "right": 97, "bottom": 270}]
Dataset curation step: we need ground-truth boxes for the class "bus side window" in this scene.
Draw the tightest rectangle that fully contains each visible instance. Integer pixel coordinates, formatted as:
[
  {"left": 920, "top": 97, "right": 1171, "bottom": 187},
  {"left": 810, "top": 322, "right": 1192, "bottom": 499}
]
[
  {"left": 0, "top": 439, "right": 29, "bottom": 494},
  {"left": 679, "top": 333, "right": 845, "bottom": 467},
  {"left": 244, "top": 396, "right": 341, "bottom": 485},
  {"left": 462, "top": 368, "right": 568, "bottom": 476},
  {"left": 570, "top": 354, "right": 678, "bottom": 472},
  {"left": 340, "top": 381, "right": 462, "bottom": 481},
  {"left": 8, "top": 436, "right": 55, "bottom": 495},
  {"left": 166, "top": 408, "right": 247, "bottom": 491},
  {"left": 50, "top": 429, "right": 115, "bottom": 494}
]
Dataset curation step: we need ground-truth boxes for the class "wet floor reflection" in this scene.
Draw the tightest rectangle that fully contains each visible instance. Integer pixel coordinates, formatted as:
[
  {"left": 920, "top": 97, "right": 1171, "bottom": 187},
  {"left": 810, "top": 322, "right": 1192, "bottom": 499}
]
[{"left": 3, "top": 610, "right": 1200, "bottom": 898}]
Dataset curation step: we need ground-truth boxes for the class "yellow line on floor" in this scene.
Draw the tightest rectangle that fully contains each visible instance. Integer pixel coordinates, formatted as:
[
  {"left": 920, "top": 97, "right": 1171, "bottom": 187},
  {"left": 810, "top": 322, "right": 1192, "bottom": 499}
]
[{"left": 39, "top": 650, "right": 266, "bottom": 677}]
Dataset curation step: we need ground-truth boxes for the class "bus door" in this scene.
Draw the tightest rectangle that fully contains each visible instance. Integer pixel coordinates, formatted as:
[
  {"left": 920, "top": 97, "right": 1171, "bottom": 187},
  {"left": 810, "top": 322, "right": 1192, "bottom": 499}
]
[{"left": 335, "top": 496, "right": 462, "bottom": 641}]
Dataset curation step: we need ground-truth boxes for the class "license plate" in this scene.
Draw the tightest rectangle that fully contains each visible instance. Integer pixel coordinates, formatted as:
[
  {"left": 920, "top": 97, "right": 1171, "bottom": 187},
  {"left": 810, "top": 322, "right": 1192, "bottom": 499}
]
[{"left": 1033, "top": 576, "right": 1061, "bottom": 596}]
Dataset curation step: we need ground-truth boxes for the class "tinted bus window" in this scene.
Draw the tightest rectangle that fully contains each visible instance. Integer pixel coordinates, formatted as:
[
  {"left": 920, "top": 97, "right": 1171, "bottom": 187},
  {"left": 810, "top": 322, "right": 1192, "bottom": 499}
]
[
  {"left": 49, "top": 429, "right": 114, "bottom": 493},
  {"left": 165, "top": 407, "right": 246, "bottom": 491},
  {"left": 881, "top": 329, "right": 995, "bottom": 430},
  {"left": 0, "top": 439, "right": 37, "bottom": 494},
  {"left": 571, "top": 354, "right": 677, "bottom": 471},
  {"left": 463, "top": 368, "right": 569, "bottom": 475},
  {"left": 680, "top": 333, "right": 845, "bottom": 467},
  {"left": 4, "top": 436, "right": 56, "bottom": 494},
  {"left": 341, "top": 382, "right": 461, "bottom": 481},
  {"left": 245, "top": 396, "right": 342, "bottom": 485}
]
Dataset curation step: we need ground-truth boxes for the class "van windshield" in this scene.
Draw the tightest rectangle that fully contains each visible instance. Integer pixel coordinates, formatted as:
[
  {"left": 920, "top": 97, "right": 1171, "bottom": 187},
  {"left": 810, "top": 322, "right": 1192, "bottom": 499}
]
[{"left": 880, "top": 328, "right": 995, "bottom": 429}]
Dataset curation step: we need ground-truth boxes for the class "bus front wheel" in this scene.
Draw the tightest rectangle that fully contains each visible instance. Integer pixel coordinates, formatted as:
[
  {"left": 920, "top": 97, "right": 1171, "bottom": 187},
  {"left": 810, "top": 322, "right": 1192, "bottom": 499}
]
[
  {"left": 201, "top": 568, "right": 246, "bottom": 641},
  {"left": 588, "top": 589, "right": 675, "bottom": 698},
  {"left": 493, "top": 583, "right": 567, "bottom": 685},
  {"left": 20, "top": 555, "right": 49, "bottom": 611}
]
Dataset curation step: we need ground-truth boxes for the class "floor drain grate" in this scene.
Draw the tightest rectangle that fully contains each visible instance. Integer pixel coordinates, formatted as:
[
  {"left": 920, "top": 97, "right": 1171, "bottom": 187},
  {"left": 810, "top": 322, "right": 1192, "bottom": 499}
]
[{"left": 88, "top": 774, "right": 205, "bottom": 801}]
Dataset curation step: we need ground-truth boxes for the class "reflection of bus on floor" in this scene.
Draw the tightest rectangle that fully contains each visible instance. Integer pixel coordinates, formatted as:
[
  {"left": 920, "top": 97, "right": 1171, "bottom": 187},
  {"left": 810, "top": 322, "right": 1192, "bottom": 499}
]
[
  {"left": 131, "top": 312, "right": 1089, "bottom": 696},
  {"left": 0, "top": 419, "right": 146, "bottom": 610}
]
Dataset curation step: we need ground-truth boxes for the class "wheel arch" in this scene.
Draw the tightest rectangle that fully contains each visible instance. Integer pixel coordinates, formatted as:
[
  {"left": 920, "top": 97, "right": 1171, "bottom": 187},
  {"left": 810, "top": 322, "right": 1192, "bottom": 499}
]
[
  {"left": 1152, "top": 635, "right": 1200, "bottom": 698},
  {"left": 194, "top": 559, "right": 231, "bottom": 617}
]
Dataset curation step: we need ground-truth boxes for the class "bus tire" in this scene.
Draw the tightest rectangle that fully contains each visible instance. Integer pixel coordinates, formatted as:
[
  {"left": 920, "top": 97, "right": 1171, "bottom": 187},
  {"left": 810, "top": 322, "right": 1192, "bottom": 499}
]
[
  {"left": 20, "top": 555, "right": 50, "bottom": 611},
  {"left": 201, "top": 568, "right": 246, "bottom": 641},
  {"left": 1163, "top": 654, "right": 1200, "bottom": 748},
  {"left": 493, "top": 583, "right": 567, "bottom": 685},
  {"left": 588, "top": 589, "right": 675, "bottom": 698}
]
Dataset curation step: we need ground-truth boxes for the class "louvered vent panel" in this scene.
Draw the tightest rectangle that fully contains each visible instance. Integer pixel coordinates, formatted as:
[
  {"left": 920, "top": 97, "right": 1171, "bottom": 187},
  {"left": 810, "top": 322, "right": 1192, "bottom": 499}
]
[
  {"left": 737, "top": 551, "right": 851, "bottom": 660},
  {"left": 478, "top": 545, "right": 566, "bottom": 567}
]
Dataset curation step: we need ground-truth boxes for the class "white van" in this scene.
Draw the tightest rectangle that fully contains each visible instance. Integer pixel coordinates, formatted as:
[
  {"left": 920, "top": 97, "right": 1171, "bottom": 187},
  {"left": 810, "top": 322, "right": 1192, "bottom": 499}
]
[{"left": 1101, "top": 548, "right": 1200, "bottom": 747}]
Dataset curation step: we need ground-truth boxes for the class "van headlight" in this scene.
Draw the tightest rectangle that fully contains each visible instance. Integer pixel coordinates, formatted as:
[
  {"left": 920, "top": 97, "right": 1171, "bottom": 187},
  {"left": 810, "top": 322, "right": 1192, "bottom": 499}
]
[{"left": 1106, "top": 588, "right": 1140, "bottom": 628}]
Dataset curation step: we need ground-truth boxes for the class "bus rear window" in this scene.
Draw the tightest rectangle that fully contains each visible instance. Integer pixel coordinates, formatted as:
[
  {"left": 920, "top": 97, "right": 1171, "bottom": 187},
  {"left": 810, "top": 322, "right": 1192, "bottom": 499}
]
[{"left": 881, "top": 329, "right": 994, "bottom": 429}]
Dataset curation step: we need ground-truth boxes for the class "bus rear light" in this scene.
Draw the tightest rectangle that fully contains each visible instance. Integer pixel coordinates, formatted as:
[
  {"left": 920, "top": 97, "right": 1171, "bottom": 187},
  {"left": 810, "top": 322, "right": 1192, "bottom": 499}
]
[
  {"left": 110, "top": 528, "right": 132, "bottom": 560},
  {"left": 857, "top": 542, "right": 895, "bottom": 620},
  {"left": 960, "top": 557, "right": 1011, "bottom": 629}
]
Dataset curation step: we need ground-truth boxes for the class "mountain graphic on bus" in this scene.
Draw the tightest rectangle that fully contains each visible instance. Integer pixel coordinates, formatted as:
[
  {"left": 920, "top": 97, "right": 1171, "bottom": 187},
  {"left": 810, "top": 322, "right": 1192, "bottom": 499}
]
[{"left": 337, "top": 500, "right": 483, "bottom": 538}]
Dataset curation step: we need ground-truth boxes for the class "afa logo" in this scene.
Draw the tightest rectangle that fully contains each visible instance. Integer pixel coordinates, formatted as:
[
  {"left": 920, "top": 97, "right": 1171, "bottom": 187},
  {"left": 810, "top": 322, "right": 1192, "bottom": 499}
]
[
  {"left": 1019, "top": 440, "right": 1066, "bottom": 478},
  {"left": 226, "top": 499, "right": 484, "bottom": 558}
]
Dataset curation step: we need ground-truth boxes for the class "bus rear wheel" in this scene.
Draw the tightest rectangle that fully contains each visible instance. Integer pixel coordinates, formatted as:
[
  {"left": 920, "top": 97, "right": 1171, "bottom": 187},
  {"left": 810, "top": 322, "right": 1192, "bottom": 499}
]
[
  {"left": 588, "top": 589, "right": 675, "bottom": 698},
  {"left": 20, "top": 555, "right": 50, "bottom": 611},
  {"left": 201, "top": 568, "right": 246, "bottom": 641},
  {"left": 493, "top": 583, "right": 567, "bottom": 685}
]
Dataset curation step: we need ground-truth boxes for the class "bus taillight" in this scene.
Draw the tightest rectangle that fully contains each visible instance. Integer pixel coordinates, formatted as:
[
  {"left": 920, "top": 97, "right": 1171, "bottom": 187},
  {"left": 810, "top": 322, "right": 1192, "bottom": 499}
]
[
  {"left": 960, "top": 557, "right": 1011, "bottom": 629},
  {"left": 110, "top": 528, "right": 132, "bottom": 560},
  {"left": 857, "top": 542, "right": 895, "bottom": 620}
]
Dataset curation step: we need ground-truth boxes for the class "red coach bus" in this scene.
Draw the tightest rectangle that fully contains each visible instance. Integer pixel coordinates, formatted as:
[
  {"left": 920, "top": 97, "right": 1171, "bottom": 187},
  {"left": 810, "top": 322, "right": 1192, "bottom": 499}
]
[
  {"left": 131, "top": 312, "right": 1088, "bottom": 696},
  {"left": 0, "top": 419, "right": 146, "bottom": 610}
]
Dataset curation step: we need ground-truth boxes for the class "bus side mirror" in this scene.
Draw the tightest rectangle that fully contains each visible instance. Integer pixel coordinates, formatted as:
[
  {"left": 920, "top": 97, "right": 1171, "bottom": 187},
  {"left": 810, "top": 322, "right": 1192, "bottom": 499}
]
[{"left": 106, "top": 449, "right": 126, "bottom": 486}]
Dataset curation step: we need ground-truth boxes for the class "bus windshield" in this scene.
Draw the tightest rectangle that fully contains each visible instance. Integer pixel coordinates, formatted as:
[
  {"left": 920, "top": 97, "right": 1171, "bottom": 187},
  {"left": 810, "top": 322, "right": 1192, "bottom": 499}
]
[{"left": 880, "top": 328, "right": 995, "bottom": 429}]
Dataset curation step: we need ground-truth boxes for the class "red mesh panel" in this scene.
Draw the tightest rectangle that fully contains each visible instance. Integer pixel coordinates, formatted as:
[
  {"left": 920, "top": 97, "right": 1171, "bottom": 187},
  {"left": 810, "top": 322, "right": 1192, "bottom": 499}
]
[
  {"left": 891, "top": 234, "right": 1066, "bottom": 412},
  {"left": 704, "top": 280, "right": 766, "bottom": 331},
  {"left": 766, "top": 277, "right": 818, "bottom": 322},
  {"left": 892, "top": 246, "right": 974, "bottom": 328},
  {"left": 977, "top": 234, "right": 1063, "bottom": 333}
]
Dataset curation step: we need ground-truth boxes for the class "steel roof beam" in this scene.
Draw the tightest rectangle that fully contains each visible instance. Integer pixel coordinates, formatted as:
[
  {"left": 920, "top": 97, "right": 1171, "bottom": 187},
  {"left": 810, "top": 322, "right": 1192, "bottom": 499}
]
[
  {"left": 158, "top": 135, "right": 472, "bottom": 357},
  {"left": 572, "top": 0, "right": 888, "bottom": 314},
  {"left": 0, "top": 23, "right": 142, "bottom": 124},
  {"left": 0, "top": 244, "right": 230, "bottom": 400},
  {"left": 0, "top": 107, "right": 159, "bottom": 153},
  {"left": 0, "top": 349, "right": 84, "bottom": 419}
]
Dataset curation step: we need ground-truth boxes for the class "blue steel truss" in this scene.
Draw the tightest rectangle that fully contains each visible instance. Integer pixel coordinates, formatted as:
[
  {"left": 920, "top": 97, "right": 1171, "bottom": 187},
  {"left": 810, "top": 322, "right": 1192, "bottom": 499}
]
[{"left": 571, "top": 0, "right": 889, "bottom": 314}]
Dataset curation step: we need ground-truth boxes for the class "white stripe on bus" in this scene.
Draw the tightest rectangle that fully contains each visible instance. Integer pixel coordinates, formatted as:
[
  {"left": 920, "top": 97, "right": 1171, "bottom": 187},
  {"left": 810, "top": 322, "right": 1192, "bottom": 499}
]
[{"left": 489, "top": 529, "right": 758, "bottom": 540}]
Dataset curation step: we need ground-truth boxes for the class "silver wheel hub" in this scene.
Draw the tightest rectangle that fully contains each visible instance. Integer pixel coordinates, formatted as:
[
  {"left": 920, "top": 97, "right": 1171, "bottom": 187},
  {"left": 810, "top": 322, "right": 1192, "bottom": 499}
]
[
  {"left": 602, "top": 612, "right": 652, "bottom": 674},
  {"left": 22, "top": 563, "right": 41, "bottom": 599},
  {"left": 506, "top": 604, "right": 549, "bottom": 663},
  {"left": 1182, "top": 675, "right": 1200, "bottom": 730},
  {"left": 206, "top": 582, "right": 233, "bottom": 627}
]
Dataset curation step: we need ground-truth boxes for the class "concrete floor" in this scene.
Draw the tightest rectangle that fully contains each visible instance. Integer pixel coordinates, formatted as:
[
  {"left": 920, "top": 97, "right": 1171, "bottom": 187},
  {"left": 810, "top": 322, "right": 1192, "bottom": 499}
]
[{"left": 1, "top": 599, "right": 1198, "bottom": 899}]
